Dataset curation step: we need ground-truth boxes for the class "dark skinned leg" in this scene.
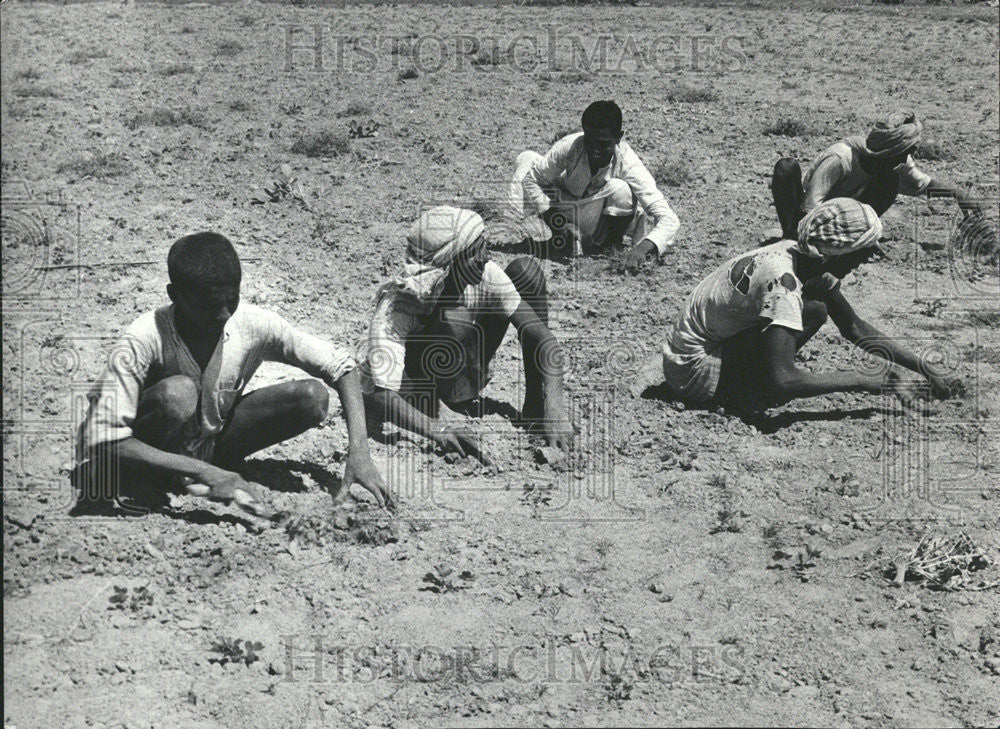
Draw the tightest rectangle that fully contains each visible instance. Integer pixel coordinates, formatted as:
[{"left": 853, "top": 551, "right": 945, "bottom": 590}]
[
  {"left": 495, "top": 257, "right": 549, "bottom": 420},
  {"left": 211, "top": 379, "right": 328, "bottom": 469},
  {"left": 132, "top": 375, "right": 200, "bottom": 450},
  {"left": 76, "top": 375, "right": 199, "bottom": 511},
  {"left": 602, "top": 214, "right": 634, "bottom": 249},
  {"left": 715, "top": 300, "right": 829, "bottom": 408},
  {"left": 540, "top": 206, "right": 578, "bottom": 260},
  {"left": 772, "top": 158, "right": 805, "bottom": 240}
]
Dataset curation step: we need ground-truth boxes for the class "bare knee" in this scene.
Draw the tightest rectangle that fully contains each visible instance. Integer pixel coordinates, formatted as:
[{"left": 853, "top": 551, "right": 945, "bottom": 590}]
[
  {"left": 291, "top": 379, "right": 329, "bottom": 427},
  {"left": 603, "top": 178, "right": 635, "bottom": 215},
  {"left": 505, "top": 256, "right": 546, "bottom": 298},
  {"left": 147, "top": 375, "right": 198, "bottom": 424},
  {"left": 773, "top": 157, "right": 801, "bottom": 185}
]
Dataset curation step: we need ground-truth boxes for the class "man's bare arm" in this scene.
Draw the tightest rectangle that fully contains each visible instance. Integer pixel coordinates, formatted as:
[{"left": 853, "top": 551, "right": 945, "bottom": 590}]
[
  {"left": 763, "top": 324, "right": 882, "bottom": 402},
  {"left": 365, "top": 387, "right": 491, "bottom": 464},
  {"left": 333, "top": 370, "right": 391, "bottom": 507},
  {"left": 509, "top": 302, "right": 572, "bottom": 449},
  {"left": 94, "top": 437, "right": 252, "bottom": 500},
  {"left": 824, "top": 287, "right": 963, "bottom": 398},
  {"left": 926, "top": 178, "right": 983, "bottom": 216}
]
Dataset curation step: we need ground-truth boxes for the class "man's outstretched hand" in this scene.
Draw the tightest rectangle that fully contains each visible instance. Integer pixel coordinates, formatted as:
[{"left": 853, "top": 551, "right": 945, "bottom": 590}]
[
  {"left": 928, "top": 372, "right": 965, "bottom": 401},
  {"left": 193, "top": 467, "right": 263, "bottom": 503},
  {"left": 433, "top": 423, "right": 493, "bottom": 466},
  {"left": 342, "top": 452, "right": 393, "bottom": 509},
  {"left": 622, "top": 239, "right": 658, "bottom": 274}
]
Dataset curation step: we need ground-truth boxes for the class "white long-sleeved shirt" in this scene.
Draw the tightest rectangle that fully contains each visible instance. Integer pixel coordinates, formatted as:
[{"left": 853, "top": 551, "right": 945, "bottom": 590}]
[{"left": 523, "top": 132, "right": 681, "bottom": 254}]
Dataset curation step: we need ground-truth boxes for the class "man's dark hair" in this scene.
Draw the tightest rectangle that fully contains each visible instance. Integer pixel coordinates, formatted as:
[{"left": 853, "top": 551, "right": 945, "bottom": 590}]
[
  {"left": 581, "top": 100, "right": 623, "bottom": 136},
  {"left": 167, "top": 232, "right": 241, "bottom": 290}
]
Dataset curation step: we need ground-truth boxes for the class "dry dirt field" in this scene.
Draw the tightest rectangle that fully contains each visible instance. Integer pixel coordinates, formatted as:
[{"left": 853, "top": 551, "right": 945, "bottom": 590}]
[{"left": 2, "top": 1, "right": 999, "bottom": 727}]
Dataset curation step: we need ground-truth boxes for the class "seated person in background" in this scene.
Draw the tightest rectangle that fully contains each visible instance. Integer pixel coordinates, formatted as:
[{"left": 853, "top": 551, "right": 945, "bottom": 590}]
[
  {"left": 658, "top": 198, "right": 964, "bottom": 411},
  {"left": 509, "top": 100, "right": 680, "bottom": 273},
  {"left": 771, "top": 110, "right": 984, "bottom": 240},
  {"left": 360, "top": 206, "right": 572, "bottom": 464},
  {"left": 76, "top": 232, "right": 390, "bottom": 512}
]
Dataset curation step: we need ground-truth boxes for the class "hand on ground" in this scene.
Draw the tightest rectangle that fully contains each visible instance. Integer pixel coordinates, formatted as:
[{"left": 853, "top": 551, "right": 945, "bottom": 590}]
[{"left": 342, "top": 452, "right": 394, "bottom": 509}]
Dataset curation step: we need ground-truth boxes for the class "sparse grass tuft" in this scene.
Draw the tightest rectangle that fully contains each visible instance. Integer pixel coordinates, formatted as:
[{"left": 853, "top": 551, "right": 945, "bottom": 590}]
[
  {"left": 913, "top": 139, "right": 954, "bottom": 161},
  {"left": 290, "top": 129, "right": 351, "bottom": 158},
  {"left": 654, "top": 154, "right": 696, "bottom": 187},
  {"left": 57, "top": 151, "right": 131, "bottom": 179},
  {"left": 763, "top": 118, "right": 812, "bottom": 137},
  {"left": 158, "top": 62, "right": 195, "bottom": 76},
  {"left": 665, "top": 83, "right": 718, "bottom": 103},
  {"left": 13, "top": 83, "right": 59, "bottom": 99},
  {"left": 67, "top": 47, "right": 109, "bottom": 63},
  {"left": 594, "top": 538, "right": 614, "bottom": 567},
  {"left": 471, "top": 45, "right": 507, "bottom": 67},
  {"left": 216, "top": 39, "right": 244, "bottom": 58},
  {"left": 111, "top": 63, "right": 144, "bottom": 74},
  {"left": 125, "top": 107, "right": 210, "bottom": 130},
  {"left": 556, "top": 71, "right": 592, "bottom": 84},
  {"left": 336, "top": 99, "right": 373, "bottom": 118},
  {"left": 237, "top": 13, "right": 256, "bottom": 26}
]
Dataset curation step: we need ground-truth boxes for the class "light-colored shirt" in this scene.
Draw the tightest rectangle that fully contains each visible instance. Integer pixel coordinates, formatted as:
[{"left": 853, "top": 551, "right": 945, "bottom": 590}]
[
  {"left": 661, "top": 241, "right": 828, "bottom": 402},
  {"left": 78, "top": 303, "right": 356, "bottom": 461},
  {"left": 360, "top": 261, "right": 522, "bottom": 393},
  {"left": 802, "top": 136, "right": 932, "bottom": 212},
  {"left": 664, "top": 242, "right": 807, "bottom": 363},
  {"left": 523, "top": 132, "right": 680, "bottom": 255}
]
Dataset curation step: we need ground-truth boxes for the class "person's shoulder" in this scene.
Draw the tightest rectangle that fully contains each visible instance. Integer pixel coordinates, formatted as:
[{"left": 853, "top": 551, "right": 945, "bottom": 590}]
[
  {"left": 481, "top": 260, "right": 514, "bottom": 288},
  {"left": 122, "top": 307, "right": 166, "bottom": 340},
  {"left": 751, "top": 241, "right": 797, "bottom": 278},
  {"left": 616, "top": 139, "right": 646, "bottom": 168},
  {"left": 552, "top": 131, "right": 584, "bottom": 154},
  {"left": 817, "top": 137, "right": 855, "bottom": 164},
  {"left": 233, "top": 302, "right": 287, "bottom": 336}
]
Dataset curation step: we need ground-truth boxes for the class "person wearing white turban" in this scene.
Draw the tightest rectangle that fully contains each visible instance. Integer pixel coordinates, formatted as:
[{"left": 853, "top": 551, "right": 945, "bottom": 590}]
[
  {"left": 359, "top": 206, "right": 572, "bottom": 466},
  {"left": 770, "top": 110, "right": 985, "bottom": 240},
  {"left": 651, "top": 199, "right": 963, "bottom": 411}
]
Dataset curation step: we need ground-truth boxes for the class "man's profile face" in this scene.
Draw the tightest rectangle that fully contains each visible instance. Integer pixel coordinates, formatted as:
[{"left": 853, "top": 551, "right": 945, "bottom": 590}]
[
  {"left": 861, "top": 146, "right": 913, "bottom": 176},
  {"left": 821, "top": 247, "right": 878, "bottom": 279},
  {"left": 450, "top": 236, "right": 490, "bottom": 288},
  {"left": 582, "top": 125, "right": 621, "bottom": 171},
  {"left": 169, "top": 282, "right": 240, "bottom": 335}
]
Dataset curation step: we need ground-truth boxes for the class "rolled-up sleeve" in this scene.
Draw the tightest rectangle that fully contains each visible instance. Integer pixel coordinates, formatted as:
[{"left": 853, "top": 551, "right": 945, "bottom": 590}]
[
  {"left": 619, "top": 145, "right": 681, "bottom": 255},
  {"left": 523, "top": 135, "right": 576, "bottom": 215},
  {"left": 262, "top": 311, "right": 356, "bottom": 386},
  {"left": 77, "top": 328, "right": 154, "bottom": 457},
  {"left": 896, "top": 157, "right": 932, "bottom": 196}
]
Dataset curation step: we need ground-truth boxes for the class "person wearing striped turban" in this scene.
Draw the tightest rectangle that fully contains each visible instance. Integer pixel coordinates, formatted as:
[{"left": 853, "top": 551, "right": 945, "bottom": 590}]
[
  {"left": 653, "top": 198, "right": 964, "bottom": 411},
  {"left": 359, "top": 206, "right": 572, "bottom": 466},
  {"left": 771, "top": 111, "right": 985, "bottom": 240}
]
